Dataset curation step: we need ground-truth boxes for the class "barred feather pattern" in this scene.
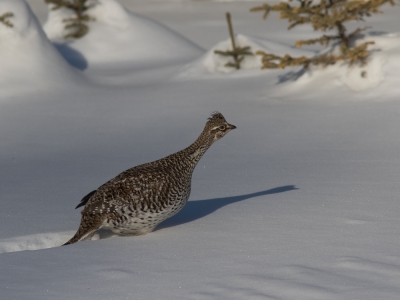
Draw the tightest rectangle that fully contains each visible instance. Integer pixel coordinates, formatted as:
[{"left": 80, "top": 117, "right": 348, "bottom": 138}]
[{"left": 64, "top": 112, "right": 236, "bottom": 245}]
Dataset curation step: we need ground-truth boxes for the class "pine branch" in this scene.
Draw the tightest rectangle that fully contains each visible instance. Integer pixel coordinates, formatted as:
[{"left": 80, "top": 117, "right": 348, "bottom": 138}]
[
  {"left": 250, "top": 4, "right": 273, "bottom": 19},
  {"left": 256, "top": 51, "right": 312, "bottom": 69},
  {"left": 295, "top": 34, "right": 338, "bottom": 47},
  {"left": 251, "top": 0, "right": 396, "bottom": 73},
  {"left": 45, "top": 0, "right": 81, "bottom": 11},
  {"left": 343, "top": 41, "right": 375, "bottom": 65},
  {"left": 347, "top": 26, "right": 369, "bottom": 39},
  {"left": 44, "top": 0, "right": 94, "bottom": 39},
  {"left": 257, "top": 40, "right": 375, "bottom": 70},
  {"left": 0, "top": 12, "right": 14, "bottom": 28},
  {"left": 63, "top": 17, "right": 90, "bottom": 38},
  {"left": 214, "top": 46, "right": 253, "bottom": 57}
]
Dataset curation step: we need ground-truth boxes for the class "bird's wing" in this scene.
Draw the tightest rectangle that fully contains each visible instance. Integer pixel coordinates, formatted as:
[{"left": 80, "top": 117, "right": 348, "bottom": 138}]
[
  {"left": 75, "top": 190, "right": 97, "bottom": 209},
  {"left": 81, "top": 165, "right": 170, "bottom": 215}
]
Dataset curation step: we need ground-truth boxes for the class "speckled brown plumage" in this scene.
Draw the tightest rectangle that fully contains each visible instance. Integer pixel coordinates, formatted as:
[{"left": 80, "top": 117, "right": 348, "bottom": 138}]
[{"left": 63, "top": 112, "right": 236, "bottom": 245}]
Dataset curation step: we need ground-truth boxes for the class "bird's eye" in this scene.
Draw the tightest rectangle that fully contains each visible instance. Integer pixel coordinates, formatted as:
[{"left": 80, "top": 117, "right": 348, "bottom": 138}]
[{"left": 219, "top": 125, "right": 226, "bottom": 130}]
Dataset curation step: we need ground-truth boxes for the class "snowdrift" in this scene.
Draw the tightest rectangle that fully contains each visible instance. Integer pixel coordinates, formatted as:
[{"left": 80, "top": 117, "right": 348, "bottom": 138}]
[
  {"left": 43, "top": 0, "right": 204, "bottom": 68},
  {"left": 292, "top": 32, "right": 400, "bottom": 92},
  {"left": 0, "top": 0, "right": 83, "bottom": 97},
  {"left": 177, "top": 34, "right": 310, "bottom": 79},
  {"left": 178, "top": 31, "right": 400, "bottom": 96},
  {"left": 0, "top": 231, "right": 74, "bottom": 253}
]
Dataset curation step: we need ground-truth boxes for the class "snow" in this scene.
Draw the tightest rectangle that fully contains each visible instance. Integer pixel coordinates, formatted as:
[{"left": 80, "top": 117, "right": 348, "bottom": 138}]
[
  {"left": 292, "top": 32, "right": 400, "bottom": 92},
  {"left": 43, "top": 0, "right": 203, "bottom": 68},
  {"left": 2, "top": 0, "right": 400, "bottom": 299},
  {"left": 178, "top": 31, "right": 400, "bottom": 92},
  {"left": 177, "top": 34, "right": 310, "bottom": 77},
  {"left": 0, "top": 231, "right": 73, "bottom": 253},
  {"left": 0, "top": 0, "right": 84, "bottom": 97}
]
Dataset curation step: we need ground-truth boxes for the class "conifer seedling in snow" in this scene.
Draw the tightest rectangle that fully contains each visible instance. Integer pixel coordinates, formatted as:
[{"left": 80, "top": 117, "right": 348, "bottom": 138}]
[
  {"left": 0, "top": 12, "right": 14, "bottom": 28},
  {"left": 214, "top": 12, "right": 253, "bottom": 70},
  {"left": 44, "top": 0, "right": 95, "bottom": 39},
  {"left": 251, "top": 0, "right": 396, "bottom": 71}
]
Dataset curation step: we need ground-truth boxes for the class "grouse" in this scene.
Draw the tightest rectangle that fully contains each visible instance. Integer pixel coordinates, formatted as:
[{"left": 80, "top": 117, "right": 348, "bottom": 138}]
[{"left": 63, "top": 112, "right": 236, "bottom": 245}]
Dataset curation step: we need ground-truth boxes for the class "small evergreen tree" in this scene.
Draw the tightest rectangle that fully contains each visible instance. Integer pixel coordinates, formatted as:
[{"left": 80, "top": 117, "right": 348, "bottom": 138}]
[
  {"left": 251, "top": 0, "right": 395, "bottom": 69},
  {"left": 0, "top": 12, "right": 14, "bottom": 28},
  {"left": 214, "top": 12, "right": 253, "bottom": 70},
  {"left": 44, "top": 0, "right": 94, "bottom": 39}
]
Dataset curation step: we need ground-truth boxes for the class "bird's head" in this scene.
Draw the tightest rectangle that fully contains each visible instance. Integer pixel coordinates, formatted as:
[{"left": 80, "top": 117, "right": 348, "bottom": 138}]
[{"left": 205, "top": 111, "right": 236, "bottom": 142}]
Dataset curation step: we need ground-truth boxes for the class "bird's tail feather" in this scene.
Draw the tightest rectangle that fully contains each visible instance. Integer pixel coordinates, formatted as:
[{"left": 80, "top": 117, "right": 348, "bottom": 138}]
[{"left": 63, "top": 214, "right": 103, "bottom": 246}]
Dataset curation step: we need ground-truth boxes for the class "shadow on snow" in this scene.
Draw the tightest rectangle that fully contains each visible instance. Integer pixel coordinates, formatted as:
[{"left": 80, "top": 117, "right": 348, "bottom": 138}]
[
  {"left": 94, "top": 185, "right": 298, "bottom": 241},
  {"left": 0, "top": 185, "right": 298, "bottom": 252},
  {"left": 157, "top": 185, "right": 298, "bottom": 230}
]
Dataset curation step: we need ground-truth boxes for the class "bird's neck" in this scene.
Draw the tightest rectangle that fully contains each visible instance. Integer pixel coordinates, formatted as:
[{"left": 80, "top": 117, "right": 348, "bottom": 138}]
[{"left": 172, "top": 130, "right": 214, "bottom": 170}]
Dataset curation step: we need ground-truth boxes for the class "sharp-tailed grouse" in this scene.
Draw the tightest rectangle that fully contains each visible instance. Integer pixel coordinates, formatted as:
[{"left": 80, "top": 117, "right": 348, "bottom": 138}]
[{"left": 64, "top": 112, "right": 236, "bottom": 245}]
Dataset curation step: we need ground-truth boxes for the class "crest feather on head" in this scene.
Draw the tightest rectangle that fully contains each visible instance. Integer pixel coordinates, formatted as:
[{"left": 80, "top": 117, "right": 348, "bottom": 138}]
[{"left": 208, "top": 111, "right": 225, "bottom": 121}]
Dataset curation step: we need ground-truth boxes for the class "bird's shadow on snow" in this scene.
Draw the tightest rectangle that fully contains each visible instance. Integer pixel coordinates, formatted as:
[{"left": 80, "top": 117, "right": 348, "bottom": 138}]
[
  {"left": 0, "top": 186, "right": 297, "bottom": 253},
  {"left": 157, "top": 185, "right": 298, "bottom": 231},
  {"left": 94, "top": 185, "right": 298, "bottom": 241}
]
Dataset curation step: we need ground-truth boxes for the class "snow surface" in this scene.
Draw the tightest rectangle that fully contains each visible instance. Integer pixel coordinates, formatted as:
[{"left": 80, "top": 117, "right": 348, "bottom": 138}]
[
  {"left": 2, "top": 0, "right": 400, "bottom": 299},
  {"left": 0, "top": 0, "right": 84, "bottom": 97},
  {"left": 177, "top": 34, "right": 310, "bottom": 77},
  {"left": 178, "top": 32, "right": 400, "bottom": 92},
  {"left": 43, "top": 0, "right": 203, "bottom": 69},
  {"left": 293, "top": 32, "right": 400, "bottom": 92}
]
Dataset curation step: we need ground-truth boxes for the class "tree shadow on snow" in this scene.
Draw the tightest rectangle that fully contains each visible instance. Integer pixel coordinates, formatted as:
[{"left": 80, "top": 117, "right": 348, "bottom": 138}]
[
  {"left": 278, "top": 68, "right": 307, "bottom": 83},
  {"left": 157, "top": 185, "right": 298, "bottom": 231},
  {"left": 53, "top": 42, "right": 88, "bottom": 70}
]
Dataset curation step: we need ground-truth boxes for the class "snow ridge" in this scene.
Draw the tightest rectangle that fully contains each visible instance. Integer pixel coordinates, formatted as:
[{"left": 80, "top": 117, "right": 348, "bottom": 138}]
[
  {"left": 43, "top": 0, "right": 204, "bottom": 67},
  {"left": 0, "top": 232, "right": 74, "bottom": 253},
  {"left": 0, "top": 0, "right": 84, "bottom": 97}
]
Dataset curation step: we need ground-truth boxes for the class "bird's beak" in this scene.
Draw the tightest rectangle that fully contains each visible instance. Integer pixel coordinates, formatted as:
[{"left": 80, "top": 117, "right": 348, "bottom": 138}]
[{"left": 228, "top": 124, "right": 237, "bottom": 130}]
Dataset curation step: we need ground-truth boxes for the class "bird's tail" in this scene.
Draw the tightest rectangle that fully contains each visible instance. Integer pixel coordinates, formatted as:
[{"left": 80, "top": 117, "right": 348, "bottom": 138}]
[{"left": 63, "top": 214, "right": 103, "bottom": 246}]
